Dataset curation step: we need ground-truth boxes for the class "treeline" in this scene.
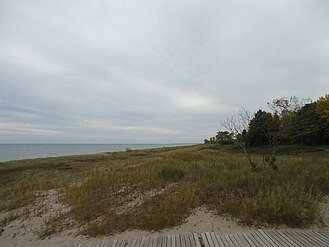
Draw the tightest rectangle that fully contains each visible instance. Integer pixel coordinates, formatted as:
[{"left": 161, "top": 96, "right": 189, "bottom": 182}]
[{"left": 206, "top": 94, "right": 329, "bottom": 146}]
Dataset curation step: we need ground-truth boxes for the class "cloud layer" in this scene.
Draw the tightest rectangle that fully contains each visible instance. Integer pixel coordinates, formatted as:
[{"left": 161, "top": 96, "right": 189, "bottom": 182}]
[{"left": 1, "top": 0, "right": 328, "bottom": 143}]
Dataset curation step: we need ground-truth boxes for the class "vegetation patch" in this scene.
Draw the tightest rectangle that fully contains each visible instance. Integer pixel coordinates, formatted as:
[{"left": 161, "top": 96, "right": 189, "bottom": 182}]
[
  {"left": 0, "top": 144, "right": 328, "bottom": 238},
  {"left": 160, "top": 165, "right": 185, "bottom": 182}
]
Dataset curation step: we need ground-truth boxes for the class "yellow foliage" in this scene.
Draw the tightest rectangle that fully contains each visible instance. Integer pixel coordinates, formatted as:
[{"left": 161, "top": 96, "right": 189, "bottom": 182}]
[{"left": 316, "top": 94, "right": 329, "bottom": 124}]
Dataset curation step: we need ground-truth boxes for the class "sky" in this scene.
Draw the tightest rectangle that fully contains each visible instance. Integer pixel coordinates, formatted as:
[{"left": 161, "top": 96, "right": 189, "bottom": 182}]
[{"left": 0, "top": 0, "right": 328, "bottom": 143}]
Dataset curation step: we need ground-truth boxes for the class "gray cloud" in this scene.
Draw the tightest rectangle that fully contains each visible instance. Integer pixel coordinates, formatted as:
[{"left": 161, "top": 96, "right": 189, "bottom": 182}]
[{"left": 0, "top": 0, "right": 328, "bottom": 143}]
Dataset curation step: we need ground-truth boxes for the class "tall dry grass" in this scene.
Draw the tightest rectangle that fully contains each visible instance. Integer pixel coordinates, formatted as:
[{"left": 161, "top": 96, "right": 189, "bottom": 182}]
[{"left": 0, "top": 144, "right": 328, "bottom": 236}]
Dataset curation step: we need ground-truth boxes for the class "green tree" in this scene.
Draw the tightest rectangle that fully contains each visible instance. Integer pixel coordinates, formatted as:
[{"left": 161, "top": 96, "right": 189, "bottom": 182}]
[
  {"left": 247, "top": 110, "right": 279, "bottom": 146},
  {"left": 216, "top": 131, "right": 234, "bottom": 145},
  {"left": 267, "top": 96, "right": 310, "bottom": 144},
  {"left": 293, "top": 103, "right": 328, "bottom": 145},
  {"left": 316, "top": 94, "right": 329, "bottom": 136}
]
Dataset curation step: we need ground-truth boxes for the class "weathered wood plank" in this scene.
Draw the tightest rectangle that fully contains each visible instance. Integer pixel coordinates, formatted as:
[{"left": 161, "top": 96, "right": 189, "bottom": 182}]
[
  {"left": 284, "top": 231, "right": 319, "bottom": 246},
  {"left": 205, "top": 232, "right": 216, "bottom": 247},
  {"left": 66, "top": 230, "right": 329, "bottom": 247},
  {"left": 214, "top": 234, "right": 227, "bottom": 247},
  {"left": 241, "top": 232, "right": 258, "bottom": 247},
  {"left": 260, "top": 230, "right": 292, "bottom": 247},
  {"left": 209, "top": 232, "right": 220, "bottom": 247},
  {"left": 250, "top": 232, "right": 268, "bottom": 246},
  {"left": 231, "top": 234, "right": 249, "bottom": 247},
  {"left": 134, "top": 237, "right": 143, "bottom": 247},
  {"left": 178, "top": 234, "right": 184, "bottom": 247},
  {"left": 277, "top": 231, "right": 308, "bottom": 247},
  {"left": 254, "top": 230, "right": 277, "bottom": 247},
  {"left": 162, "top": 235, "right": 168, "bottom": 247},
  {"left": 227, "top": 234, "right": 238, "bottom": 247},
  {"left": 175, "top": 235, "right": 181, "bottom": 247},
  {"left": 318, "top": 231, "right": 329, "bottom": 241},
  {"left": 306, "top": 231, "right": 329, "bottom": 245},
  {"left": 273, "top": 230, "right": 299, "bottom": 247},
  {"left": 221, "top": 235, "right": 232, "bottom": 247},
  {"left": 193, "top": 233, "right": 201, "bottom": 247},
  {"left": 291, "top": 231, "right": 322, "bottom": 247},
  {"left": 187, "top": 233, "right": 197, "bottom": 247},
  {"left": 201, "top": 232, "right": 210, "bottom": 247}
]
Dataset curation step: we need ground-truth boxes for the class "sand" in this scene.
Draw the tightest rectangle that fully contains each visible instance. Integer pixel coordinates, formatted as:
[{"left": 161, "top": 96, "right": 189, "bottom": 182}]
[{"left": 1, "top": 193, "right": 328, "bottom": 247}]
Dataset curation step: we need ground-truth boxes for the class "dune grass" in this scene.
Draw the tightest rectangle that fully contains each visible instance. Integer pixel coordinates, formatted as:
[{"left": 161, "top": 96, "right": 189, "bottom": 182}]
[{"left": 0, "top": 144, "right": 328, "bottom": 237}]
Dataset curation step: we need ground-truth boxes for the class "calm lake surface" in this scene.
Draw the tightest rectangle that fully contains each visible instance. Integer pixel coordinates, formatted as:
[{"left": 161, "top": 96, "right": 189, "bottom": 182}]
[{"left": 0, "top": 144, "right": 192, "bottom": 162}]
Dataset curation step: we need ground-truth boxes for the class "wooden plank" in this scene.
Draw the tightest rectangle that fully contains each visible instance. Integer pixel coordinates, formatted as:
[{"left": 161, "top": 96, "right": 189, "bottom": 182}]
[
  {"left": 228, "top": 234, "right": 242, "bottom": 247},
  {"left": 187, "top": 233, "right": 197, "bottom": 247},
  {"left": 162, "top": 235, "right": 168, "bottom": 247},
  {"left": 290, "top": 231, "right": 321, "bottom": 247},
  {"left": 260, "top": 230, "right": 293, "bottom": 247},
  {"left": 139, "top": 237, "right": 147, "bottom": 247},
  {"left": 116, "top": 240, "right": 124, "bottom": 247},
  {"left": 164, "top": 235, "right": 170, "bottom": 247},
  {"left": 231, "top": 234, "right": 249, "bottom": 247},
  {"left": 98, "top": 241, "right": 107, "bottom": 247},
  {"left": 100, "top": 240, "right": 112, "bottom": 247},
  {"left": 175, "top": 235, "right": 181, "bottom": 247},
  {"left": 133, "top": 238, "right": 143, "bottom": 247},
  {"left": 85, "top": 241, "right": 95, "bottom": 247},
  {"left": 201, "top": 233, "right": 210, "bottom": 247},
  {"left": 159, "top": 236, "right": 164, "bottom": 247},
  {"left": 277, "top": 231, "right": 307, "bottom": 247},
  {"left": 107, "top": 240, "right": 118, "bottom": 247},
  {"left": 205, "top": 232, "right": 216, "bottom": 247},
  {"left": 180, "top": 234, "right": 187, "bottom": 247},
  {"left": 223, "top": 235, "right": 235, "bottom": 247},
  {"left": 146, "top": 236, "right": 153, "bottom": 247},
  {"left": 306, "top": 231, "right": 329, "bottom": 245},
  {"left": 221, "top": 235, "right": 231, "bottom": 247},
  {"left": 250, "top": 232, "right": 268, "bottom": 246},
  {"left": 144, "top": 236, "right": 151, "bottom": 247},
  {"left": 272, "top": 230, "right": 299, "bottom": 247},
  {"left": 318, "top": 231, "right": 329, "bottom": 241},
  {"left": 171, "top": 235, "right": 176, "bottom": 247},
  {"left": 301, "top": 230, "right": 329, "bottom": 246},
  {"left": 254, "top": 230, "right": 277, "bottom": 247},
  {"left": 182, "top": 234, "right": 190, "bottom": 247},
  {"left": 241, "top": 233, "right": 258, "bottom": 247},
  {"left": 209, "top": 232, "right": 220, "bottom": 247},
  {"left": 214, "top": 234, "right": 227, "bottom": 247},
  {"left": 193, "top": 233, "right": 202, "bottom": 247},
  {"left": 91, "top": 241, "right": 101, "bottom": 247},
  {"left": 98, "top": 241, "right": 106, "bottom": 247},
  {"left": 283, "top": 230, "right": 313, "bottom": 246},
  {"left": 127, "top": 238, "right": 137, "bottom": 247}
]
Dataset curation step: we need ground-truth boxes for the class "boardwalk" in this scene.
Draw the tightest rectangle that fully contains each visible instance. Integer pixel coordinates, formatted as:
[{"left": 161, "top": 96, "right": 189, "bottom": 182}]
[{"left": 66, "top": 230, "right": 329, "bottom": 247}]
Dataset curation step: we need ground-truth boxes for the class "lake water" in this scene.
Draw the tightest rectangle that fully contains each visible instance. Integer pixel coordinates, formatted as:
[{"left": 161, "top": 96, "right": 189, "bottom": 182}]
[{"left": 0, "top": 144, "right": 191, "bottom": 162}]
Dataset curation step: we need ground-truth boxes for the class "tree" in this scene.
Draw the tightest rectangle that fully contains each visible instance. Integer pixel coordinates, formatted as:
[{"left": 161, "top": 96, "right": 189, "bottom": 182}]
[
  {"left": 316, "top": 94, "right": 329, "bottom": 124},
  {"left": 267, "top": 96, "right": 311, "bottom": 144},
  {"left": 247, "top": 110, "right": 279, "bottom": 146},
  {"left": 267, "top": 96, "right": 311, "bottom": 116},
  {"left": 294, "top": 102, "right": 328, "bottom": 145},
  {"left": 221, "top": 108, "right": 256, "bottom": 171},
  {"left": 216, "top": 131, "right": 234, "bottom": 145}
]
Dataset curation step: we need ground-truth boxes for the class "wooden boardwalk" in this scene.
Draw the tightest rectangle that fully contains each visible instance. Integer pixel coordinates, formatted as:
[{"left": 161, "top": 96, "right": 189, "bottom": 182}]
[{"left": 66, "top": 230, "right": 329, "bottom": 247}]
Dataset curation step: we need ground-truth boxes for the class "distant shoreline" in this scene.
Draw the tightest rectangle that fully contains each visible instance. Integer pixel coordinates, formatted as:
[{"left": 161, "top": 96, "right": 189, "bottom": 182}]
[{"left": 0, "top": 143, "right": 197, "bottom": 162}]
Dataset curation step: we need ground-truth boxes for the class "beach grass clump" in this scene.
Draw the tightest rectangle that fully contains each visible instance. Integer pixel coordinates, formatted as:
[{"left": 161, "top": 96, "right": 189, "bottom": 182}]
[
  {"left": 0, "top": 144, "right": 328, "bottom": 237},
  {"left": 160, "top": 165, "right": 185, "bottom": 182}
]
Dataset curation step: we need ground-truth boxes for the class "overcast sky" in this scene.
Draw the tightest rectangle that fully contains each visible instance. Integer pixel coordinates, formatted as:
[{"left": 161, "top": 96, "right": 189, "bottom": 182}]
[{"left": 0, "top": 0, "right": 328, "bottom": 143}]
